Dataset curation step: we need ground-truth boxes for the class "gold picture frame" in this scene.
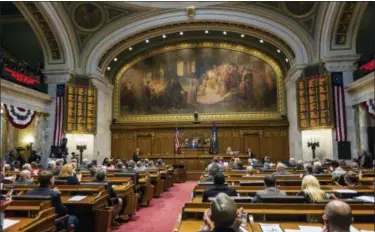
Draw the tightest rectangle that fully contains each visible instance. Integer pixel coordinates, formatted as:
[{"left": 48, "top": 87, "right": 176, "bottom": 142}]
[{"left": 113, "top": 42, "right": 285, "bottom": 123}]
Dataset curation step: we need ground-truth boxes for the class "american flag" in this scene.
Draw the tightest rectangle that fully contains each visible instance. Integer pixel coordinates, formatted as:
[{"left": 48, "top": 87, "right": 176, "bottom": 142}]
[
  {"left": 332, "top": 72, "right": 347, "bottom": 142},
  {"left": 53, "top": 84, "right": 65, "bottom": 146},
  {"left": 174, "top": 127, "right": 180, "bottom": 153}
]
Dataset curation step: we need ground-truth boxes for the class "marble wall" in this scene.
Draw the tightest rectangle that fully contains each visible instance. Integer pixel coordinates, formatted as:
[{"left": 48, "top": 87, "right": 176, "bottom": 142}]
[
  {"left": 301, "top": 129, "right": 335, "bottom": 161},
  {"left": 65, "top": 133, "right": 95, "bottom": 162}
]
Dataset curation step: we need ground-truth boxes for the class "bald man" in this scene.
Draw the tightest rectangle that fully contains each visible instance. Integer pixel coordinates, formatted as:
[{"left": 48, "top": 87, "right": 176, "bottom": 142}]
[
  {"left": 323, "top": 200, "right": 352, "bottom": 232},
  {"left": 272, "top": 162, "right": 291, "bottom": 175},
  {"left": 15, "top": 170, "right": 34, "bottom": 185}
]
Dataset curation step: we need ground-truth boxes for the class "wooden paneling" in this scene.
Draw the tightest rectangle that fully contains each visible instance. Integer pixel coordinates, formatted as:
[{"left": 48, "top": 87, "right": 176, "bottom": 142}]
[{"left": 111, "top": 120, "right": 289, "bottom": 164}]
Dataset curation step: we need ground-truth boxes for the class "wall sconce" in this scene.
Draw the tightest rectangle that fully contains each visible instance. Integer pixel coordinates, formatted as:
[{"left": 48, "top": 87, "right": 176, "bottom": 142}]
[{"left": 24, "top": 136, "right": 34, "bottom": 150}]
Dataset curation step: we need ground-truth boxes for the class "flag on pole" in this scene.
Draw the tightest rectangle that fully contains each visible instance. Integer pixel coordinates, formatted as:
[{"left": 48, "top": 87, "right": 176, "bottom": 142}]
[
  {"left": 212, "top": 123, "right": 218, "bottom": 154},
  {"left": 332, "top": 72, "right": 347, "bottom": 142},
  {"left": 174, "top": 127, "right": 180, "bottom": 153},
  {"left": 53, "top": 84, "right": 65, "bottom": 146}
]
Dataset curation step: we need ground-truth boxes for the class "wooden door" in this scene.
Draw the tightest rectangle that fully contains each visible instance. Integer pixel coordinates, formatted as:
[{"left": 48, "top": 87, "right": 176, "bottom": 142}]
[
  {"left": 137, "top": 136, "right": 152, "bottom": 155},
  {"left": 242, "top": 134, "right": 260, "bottom": 159}
]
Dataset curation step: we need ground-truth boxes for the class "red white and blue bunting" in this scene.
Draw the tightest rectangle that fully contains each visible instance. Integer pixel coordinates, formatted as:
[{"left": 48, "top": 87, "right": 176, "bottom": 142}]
[
  {"left": 362, "top": 98, "right": 375, "bottom": 118},
  {"left": 4, "top": 104, "right": 36, "bottom": 129}
]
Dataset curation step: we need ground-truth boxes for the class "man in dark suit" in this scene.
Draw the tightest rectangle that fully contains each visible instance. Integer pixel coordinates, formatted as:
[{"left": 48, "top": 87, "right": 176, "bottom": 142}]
[
  {"left": 132, "top": 148, "right": 141, "bottom": 162},
  {"left": 202, "top": 172, "right": 237, "bottom": 202},
  {"left": 26, "top": 171, "right": 78, "bottom": 228},
  {"left": 252, "top": 175, "right": 286, "bottom": 203}
]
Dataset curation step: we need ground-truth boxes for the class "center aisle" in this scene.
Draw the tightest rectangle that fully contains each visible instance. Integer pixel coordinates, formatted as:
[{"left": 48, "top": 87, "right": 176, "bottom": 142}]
[{"left": 115, "top": 181, "right": 196, "bottom": 232}]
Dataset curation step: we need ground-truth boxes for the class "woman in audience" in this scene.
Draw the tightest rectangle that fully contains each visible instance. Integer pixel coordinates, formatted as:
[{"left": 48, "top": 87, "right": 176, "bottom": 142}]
[
  {"left": 313, "top": 161, "right": 324, "bottom": 174},
  {"left": 228, "top": 157, "right": 236, "bottom": 169},
  {"left": 341, "top": 171, "right": 362, "bottom": 187},
  {"left": 233, "top": 158, "right": 245, "bottom": 170},
  {"left": 115, "top": 161, "right": 124, "bottom": 169},
  {"left": 59, "top": 164, "right": 80, "bottom": 185},
  {"left": 244, "top": 165, "right": 254, "bottom": 176},
  {"left": 31, "top": 162, "right": 40, "bottom": 175},
  {"left": 102, "top": 157, "right": 109, "bottom": 166},
  {"left": 298, "top": 175, "right": 329, "bottom": 203},
  {"left": 106, "top": 160, "right": 115, "bottom": 169},
  {"left": 204, "top": 163, "right": 220, "bottom": 182}
]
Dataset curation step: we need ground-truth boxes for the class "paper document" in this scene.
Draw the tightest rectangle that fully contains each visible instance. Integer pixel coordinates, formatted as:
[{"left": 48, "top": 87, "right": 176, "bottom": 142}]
[
  {"left": 359, "top": 230, "right": 374, "bottom": 232},
  {"left": 334, "top": 189, "right": 358, "bottom": 194},
  {"left": 354, "top": 196, "right": 375, "bottom": 203},
  {"left": 284, "top": 230, "right": 301, "bottom": 232},
  {"left": 4, "top": 176, "right": 14, "bottom": 180},
  {"left": 259, "top": 223, "right": 283, "bottom": 232},
  {"left": 3, "top": 219, "right": 20, "bottom": 229},
  {"left": 67, "top": 195, "right": 87, "bottom": 201},
  {"left": 350, "top": 225, "right": 359, "bottom": 232},
  {"left": 298, "top": 226, "right": 322, "bottom": 232}
]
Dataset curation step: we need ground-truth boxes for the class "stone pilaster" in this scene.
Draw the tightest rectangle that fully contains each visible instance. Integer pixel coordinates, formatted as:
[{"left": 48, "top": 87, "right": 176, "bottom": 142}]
[
  {"left": 358, "top": 105, "right": 369, "bottom": 152},
  {"left": 91, "top": 73, "right": 113, "bottom": 163}
]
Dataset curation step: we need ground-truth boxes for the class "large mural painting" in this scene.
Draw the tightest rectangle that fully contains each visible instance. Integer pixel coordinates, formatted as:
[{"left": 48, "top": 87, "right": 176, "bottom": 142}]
[{"left": 118, "top": 46, "right": 280, "bottom": 117}]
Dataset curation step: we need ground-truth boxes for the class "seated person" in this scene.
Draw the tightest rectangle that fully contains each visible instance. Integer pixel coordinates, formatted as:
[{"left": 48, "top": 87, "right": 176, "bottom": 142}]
[
  {"left": 155, "top": 159, "right": 165, "bottom": 168},
  {"left": 349, "top": 162, "right": 359, "bottom": 172},
  {"left": 135, "top": 161, "right": 147, "bottom": 172},
  {"left": 297, "top": 175, "right": 329, "bottom": 203},
  {"left": 31, "top": 162, "right": 40, "bottom": 175},
  {"left": 232, "top": 158, "right": 245, "bottom": 170},
  {"left": 287, "top": 158, "right": 296, "bottom": 168},
  {"left": 115, "top": 161, "right": 124, "bottom": 169},
  {"left": 59, "top": 164, "right": 80, "bottom": 185},
  {"left": 226, "top": 147, "right": 233, "bottom": 155},
  {"left": 106, "top": 160, "right": 115, "bottom": 169},
  {"left": 305, "top": 163, "right": 313, "bottom": 176},
  {"left": 202, "top": 172, "right": 237, "bottom": 202},
  {"left": 250, "top": 159, "right": 263, "bottom": 168},
  {"left": 88, "top": 162, "right": 97, "bottom": 177},
  {"left": 15, "top": 170, "right": 34, "bottom": 185},
  {"left": 244, "top": 165, "right": 254, "bottom": 176},
  {"left": 26, "top": 171, "right": 78, "bottom": 228},
  {"left": 228, "top": 158, "right": 236, "bottom": 169},
  {"left": 293, "top": 160, "right": 305, "bottom": 171},
  {"left": 323, "top": 200, "right": 352, "bottom": 232},
  {"left": 55, "top": 159, "right": 63, "bottom": 175},
  {"left": 22, "top": 163, "right": 32, "bottom": 172},
  {"left": 79, "top": 159, "right": 89, "bottom": 170},
  {"left": 94, "top": 171, "right": 118, "bottom": 199},
  {"left": 207, "top": 157, "right": 223, "bottom": 171},
  {"left": 204, "top": 163, "right": 221, "bottom": 182},
  {"left": 102, "top": 157, "right": 109, "bottom": 166},
  {"left": 272, "top": 162, "right": 291, "bottom": 175},
  {"left": 260, "top": 162, "right": 271, "bottom": 172},
  {"left": 340, "top": 171, "right": 362, "bottom": 187},
  {"left": 147, "top": 160, "right": 155, "bottom": 168},
  {"left": 200, "top": 193, "right": 243, "bottom": 232},
  {"left": 47, "top": 161, "right": 59, "bottom": 176},
  {"left": 313, "top": 161, "right": 324, "bottom": 174},
  {"left": 123, "top": 160, "right": 136, "bottom": 173},
  {"left": 330, "top": 160, "right": 347, "bottom": 181},
  {"left": 252, "top": 175, "right": 286, "bottom": 203}
]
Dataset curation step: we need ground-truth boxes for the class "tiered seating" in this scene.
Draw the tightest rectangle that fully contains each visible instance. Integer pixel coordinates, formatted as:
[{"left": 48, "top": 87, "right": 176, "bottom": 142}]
[
  {"left": 173, "top": 166, "right": 375, "bottom": 232},
  {"left": 2, "top": 165, "right": 179, "bottom": 232}
]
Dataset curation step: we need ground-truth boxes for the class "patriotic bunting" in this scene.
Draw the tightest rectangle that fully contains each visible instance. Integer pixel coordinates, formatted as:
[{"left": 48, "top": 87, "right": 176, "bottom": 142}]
[{"left": 4, "top": 104, "right": 36, "bottom": 129}]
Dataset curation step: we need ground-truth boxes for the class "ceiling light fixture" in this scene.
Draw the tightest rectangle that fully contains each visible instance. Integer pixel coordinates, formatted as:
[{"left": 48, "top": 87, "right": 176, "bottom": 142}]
[
  {"left": 285, "top": 58, "right": 289, "bottom": 62},
  {"left": 162, "top": 34, "right": 167, "bottom": 38},
  {"left": 107, "top": 67, "right": 111, "bottom": 71},
  {"left": 145, "top": 39, "right": 149, "bottom": 43},
  {"left": 205, "top": 30, "right": 209, "bottom": 34},
  {"left": 180, "top": 32, "right": 184, "bottom": 35},
  {"left": 259, "top": 39, "right": 264, "bottom": 43},
  {"left": 277, "top": 49, "right": 281, "bottom": 53},
  {"left": 223, "top": 31, "right": 227, "bottom": 35},
  {"left": 241, "top": 34, "right": 245, "bottom": 38},
  {"left": 114, "top": 58, "right": 118, "bottom": 62},
  {"left": 129, "top": 47, "right": 133, "bottom": 51}
]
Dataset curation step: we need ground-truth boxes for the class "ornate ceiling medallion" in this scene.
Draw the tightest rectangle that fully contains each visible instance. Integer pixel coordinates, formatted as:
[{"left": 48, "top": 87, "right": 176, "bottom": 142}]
[
  {"left": 282, "top": 2, "right": 317, "bottom": 19},
  {"left": 72, "top": 3, "right": 105, "bottom": 32}
]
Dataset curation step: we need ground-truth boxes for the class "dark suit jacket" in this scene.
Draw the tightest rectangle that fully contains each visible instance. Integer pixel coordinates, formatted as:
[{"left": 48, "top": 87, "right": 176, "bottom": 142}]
[
  {"left": 202, "top": 185, "right": 237, "bottom": 202},
  {"left": 26, "top": 187, "right": 67, "bottom": 216},
  {"left": 252, "top": 187, "right": 286, "bottom": 203},
  {"left": 58, "top": 176, "right": 80, "bottom": 185},
  {"left": 93, "top": 180, "right": 117, "bottom": 198},
  {"left": 132, "top": 152, "right": 141, "bottom": 162}
]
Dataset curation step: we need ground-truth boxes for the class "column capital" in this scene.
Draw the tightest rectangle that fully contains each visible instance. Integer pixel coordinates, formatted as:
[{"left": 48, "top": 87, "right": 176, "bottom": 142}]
[
  {"left": 90, "top": 72, "right": 113, "bottom": 96},
  {"left": 323, "top": 54, "right": 360, "bottom": 72},
  {"left": 44, "top": 68, "right": 73, "bottom": 84},
  {"left": 284, "top": 63, "right": 306, "bottom": 90}
]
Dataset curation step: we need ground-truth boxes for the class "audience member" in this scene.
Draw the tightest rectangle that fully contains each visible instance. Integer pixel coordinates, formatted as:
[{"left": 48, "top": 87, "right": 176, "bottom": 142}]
[
  {"left": 15, "top": 170, "right": 34, "bottom": 185},
  {"left": 79, "top": 159, "right": 89, "bottom": 170},
  {"left": 88, "top": 162, "right": 97, "bottom": 177},
  {"left": 298, "top": 175, "right": 329, "bottom": 203},
  {"left": 260, "top": 162, "right": 271, "bottom": 172},
  {"left": 293, "top": 160, "right": 304, "bottom": 171},
  {"left": 204, "top": 163, "right": 221, "bottom": 182},
  {"left": 132, "top": 148, "right": 141, "bottom": 162},
  {"left": 232, "top": 158, "right": 244, "bottom": 170},
  {"left": 338, "top": 160, "right": 346, "bottom": 167},
  {"left": 102, "top": 157, "right": 109, "bottom": 166},
  {"left": 349, "top": 162, "right": 359, "bottom": 172},
  {"left": 59, "top": 164, "right": 80, "bottom": 185},
  {"left": 313, "top": 161, "right": 324, "bottom": 174},
  {"left": 330, "top": 160, "right": 347, "bottom": 181},
  {"left": 22, "top": 163, "right": 32, "bottom": 172},
  {"left": 287, "top": 158, "right": 296, "bottom": 168},
  {"left": 26, "top": 171, "right": 78, "bottom": 228},
  {"left": 228, "top": 158, "right": 236, "bottom": 169},
  {"left": 244, "top": 166, "right": 254, "bottom": 176},
  {"left": 322, "top": 200, "right": 352, "bottom": 232},
  {"left": 155, "top": 159, "right": 165, "bottom": 168},
  {"left": 94, "top": 171, "right": 118, "bottom": 200},
  {"left": 272, "top": 162, "right": 291, "bottom": 175},
  {"left": 124, "top": 160, "right": 136, "bottom": 173},
  {"left": 341, "top": 171, "right": 362, "bottom": 187},
  {"left": 253, "top": 175, "right": 286, "bottom": 203},
  {"left": 202, "top": 172, "right": 237, "bottom": 202},
  {"left": 135, "top": 161, "right": 147, "bottom": 172},
  {"left": 207, "top": 157, "right": 223, "bottom": 171},
  {"left": 200, "top": 193, "right": 243, "bottom": 232},
  {"left": 305, "top": 164, "right": 313, "bottom": 176},
  {"left": 226, "top": 147, "right": 233, "bottom": 155},
  {"left": 358, "top": 151, "right": 373, "bottom": 168}
]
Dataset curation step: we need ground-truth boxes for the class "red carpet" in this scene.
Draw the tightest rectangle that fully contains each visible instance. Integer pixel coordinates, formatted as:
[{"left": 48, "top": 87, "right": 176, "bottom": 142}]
[{"left": 114, "top": 181, "right": 196, "bottom": 232}]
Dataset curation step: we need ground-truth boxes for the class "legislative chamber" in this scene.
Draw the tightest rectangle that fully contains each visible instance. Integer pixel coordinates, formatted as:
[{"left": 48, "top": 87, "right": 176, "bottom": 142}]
[{"left": 0, "top": 1, "right": 374, "bottom": 232}]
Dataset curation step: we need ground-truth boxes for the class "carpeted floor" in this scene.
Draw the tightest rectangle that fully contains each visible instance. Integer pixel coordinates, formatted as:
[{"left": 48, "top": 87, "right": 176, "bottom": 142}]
[{"left": 114, "top": 181, "right": 196, "bottom": 232}]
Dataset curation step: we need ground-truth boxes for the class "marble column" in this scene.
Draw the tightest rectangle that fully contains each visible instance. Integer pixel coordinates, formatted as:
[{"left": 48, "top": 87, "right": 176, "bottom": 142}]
[
  {"left": 91, "top": 75, "right": 113, "bottom": 163},
  {"left": 358, "top": 105, "right": 369, "bottom": 152},
  {"left": 284, "top": 65, "right": 304, "bottom": 161}
]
